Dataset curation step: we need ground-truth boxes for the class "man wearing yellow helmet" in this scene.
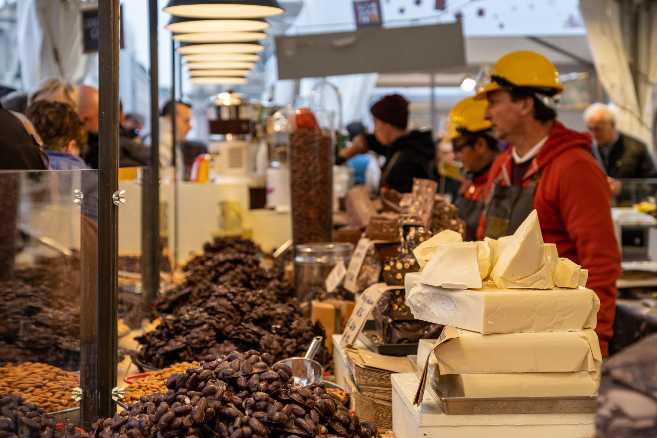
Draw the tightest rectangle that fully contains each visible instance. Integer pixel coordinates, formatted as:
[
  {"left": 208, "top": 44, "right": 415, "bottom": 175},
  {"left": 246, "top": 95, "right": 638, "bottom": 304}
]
[
  {"left": 476, "top": 50, "right": 621, "bottom": 356},
  {"left": 448, "top": 97, "right": 498, "bottom": 240}
]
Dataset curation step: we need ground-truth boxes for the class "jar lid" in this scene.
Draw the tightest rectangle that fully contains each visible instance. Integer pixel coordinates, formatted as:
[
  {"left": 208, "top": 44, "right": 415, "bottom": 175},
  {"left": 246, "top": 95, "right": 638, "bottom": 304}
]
[{"left": 294, "top": 242, "right": 354, "bottom": 264}]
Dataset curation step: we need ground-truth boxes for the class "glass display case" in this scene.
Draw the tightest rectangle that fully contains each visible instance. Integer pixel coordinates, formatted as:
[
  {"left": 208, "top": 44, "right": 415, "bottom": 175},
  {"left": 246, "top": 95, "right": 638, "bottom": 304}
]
[{"left": 0, "top": 169, "right": 98, "bottom": 429}]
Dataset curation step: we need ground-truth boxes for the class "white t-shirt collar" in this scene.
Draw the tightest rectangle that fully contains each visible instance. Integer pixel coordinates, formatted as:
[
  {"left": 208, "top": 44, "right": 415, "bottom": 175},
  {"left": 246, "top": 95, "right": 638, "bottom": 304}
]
[{"left": 512, "top": 136, "right": 548, "bottom": 164}]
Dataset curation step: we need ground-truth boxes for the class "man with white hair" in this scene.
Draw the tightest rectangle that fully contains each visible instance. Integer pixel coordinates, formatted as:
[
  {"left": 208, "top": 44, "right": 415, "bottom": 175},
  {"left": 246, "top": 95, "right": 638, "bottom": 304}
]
[{"left": 584, "top": 103, "right": 657, "bottom": 179}]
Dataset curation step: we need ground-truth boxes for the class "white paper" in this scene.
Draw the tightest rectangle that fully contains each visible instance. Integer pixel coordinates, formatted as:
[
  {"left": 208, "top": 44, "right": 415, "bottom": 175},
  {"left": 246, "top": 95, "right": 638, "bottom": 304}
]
[
  {"left": 344, "top": 238, "right": 372, "bottom": 293},
  {"left": 325, "top": 261, "right": 346, "bottom": 293}
]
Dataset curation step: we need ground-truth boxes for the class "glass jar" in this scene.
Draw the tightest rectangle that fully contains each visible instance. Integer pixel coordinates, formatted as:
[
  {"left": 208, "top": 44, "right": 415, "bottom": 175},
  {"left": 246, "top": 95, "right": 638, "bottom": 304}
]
[
  {"left": 289, "top": 108, "right": 335, "bottom": 244},
  {"left": 294, "top": 242, "right": 353, "bottom": 300}
]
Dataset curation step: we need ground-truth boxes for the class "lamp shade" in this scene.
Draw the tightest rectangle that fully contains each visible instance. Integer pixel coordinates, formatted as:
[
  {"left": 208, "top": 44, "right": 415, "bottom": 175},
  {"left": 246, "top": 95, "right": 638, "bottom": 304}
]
[
  {"left": 164, "top": 0, "right": 284, "bottom": 19},
  {"left": 186, "top": 61, "right": 256, "bottom": 69},
  {"left": 178, "top": 43, "right": 263, "bottom": 55},
  {"left": 183, "top": 53, "right": 260, "bottom": 62},
  {"left": 189, "top": 69, "right": 251, "bottom": 77},
  {"left": 166, "top": 16, "right": 269, "bottom": 33},
  {"left": 174, "top": 31, "right": 267, "bottom": 43},
  {"left": 191, "top": 77, "right": 248, "bottom": 85}
]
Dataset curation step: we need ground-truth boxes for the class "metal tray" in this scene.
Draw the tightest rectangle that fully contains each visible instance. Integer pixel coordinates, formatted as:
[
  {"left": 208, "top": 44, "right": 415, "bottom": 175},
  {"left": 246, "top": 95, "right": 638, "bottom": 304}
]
[
  {"left": 358, "top": 330, "right": 418, "bottom": 357},
  {"left": 431, "top": 373, "right": 597, "bottom": 415},
  {"left": 438, "top": 395, "right": 597, "bottom": 415}
]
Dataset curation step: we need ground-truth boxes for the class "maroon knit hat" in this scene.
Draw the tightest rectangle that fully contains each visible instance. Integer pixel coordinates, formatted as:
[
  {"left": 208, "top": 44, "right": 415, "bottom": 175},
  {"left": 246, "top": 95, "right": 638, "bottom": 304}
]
[{"left": 370, "top": 94, "right": 409, "bottom": 130}]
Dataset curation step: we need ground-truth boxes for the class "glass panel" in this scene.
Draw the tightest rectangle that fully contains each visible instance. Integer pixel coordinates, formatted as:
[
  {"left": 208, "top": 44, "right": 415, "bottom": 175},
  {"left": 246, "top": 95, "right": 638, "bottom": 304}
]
[
  {"left": 117, "top": 167, "right": 145, "bottom": 332},
  {"left": 0, "top": 169, "right": 98, "bottom": 429},
  {"left": 612, "top": 178, "right": 657, "bottom": 207}
]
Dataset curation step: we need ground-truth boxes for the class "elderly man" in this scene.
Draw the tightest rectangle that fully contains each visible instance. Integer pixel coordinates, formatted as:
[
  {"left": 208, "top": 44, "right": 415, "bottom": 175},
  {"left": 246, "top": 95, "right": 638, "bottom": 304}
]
[
  {"left": 476, "top": 50, "right": 620, "bottom": 356},
  {"left": 584, "top": 103, "right": 657, "bottom": 179}
]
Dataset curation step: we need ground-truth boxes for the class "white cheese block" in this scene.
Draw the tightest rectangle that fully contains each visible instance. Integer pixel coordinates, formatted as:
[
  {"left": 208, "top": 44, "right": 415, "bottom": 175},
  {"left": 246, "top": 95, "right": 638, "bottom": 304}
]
[
  {"left": 413, "top": 229, "right": 463, "bottom": 268},
  {"left": 434, "top": 327, "right": 602, "bottom": 375},
  {"left": 475, "top": 241, "right": 492, "bottom": 280},
  {"left": 490, "top": 210, "right": 545, "bottom": 286},
  {"left": 420, "top": 243, "right": 482, "bottom": 289},
  {"left": 579, "top": 269, "right": 589, "bottom": 287},
  {"left": 405, "top": 283, "right": 599, "bottom": 334},
  {"left": 554, "top": 257, "right": 584, "bottom": 289}
]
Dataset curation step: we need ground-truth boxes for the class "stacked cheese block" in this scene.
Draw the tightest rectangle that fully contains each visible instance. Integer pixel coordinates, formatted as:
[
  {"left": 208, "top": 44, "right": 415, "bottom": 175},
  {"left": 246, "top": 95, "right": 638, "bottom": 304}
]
[{"left": 406, "top": 210, "right": 602, "bottom": 401}]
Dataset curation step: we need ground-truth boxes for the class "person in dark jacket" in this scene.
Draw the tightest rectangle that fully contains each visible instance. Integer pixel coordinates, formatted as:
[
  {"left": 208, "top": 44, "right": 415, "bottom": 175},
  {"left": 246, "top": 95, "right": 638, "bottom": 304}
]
[
  {"left": 584, "top": 103, "right": 657, "bottom": 180},
  {"left": 338, "top": 94, "right": 435, "bottom": 193},
  {"left": 0, "top": 105, "right": 48, "bottom": 170}
]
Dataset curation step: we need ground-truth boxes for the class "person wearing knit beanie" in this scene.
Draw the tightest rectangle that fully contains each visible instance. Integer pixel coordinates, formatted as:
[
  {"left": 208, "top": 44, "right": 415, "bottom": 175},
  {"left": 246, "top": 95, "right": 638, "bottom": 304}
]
[{"left": 338, "top": 93, "right": 436, "bottom": 193}]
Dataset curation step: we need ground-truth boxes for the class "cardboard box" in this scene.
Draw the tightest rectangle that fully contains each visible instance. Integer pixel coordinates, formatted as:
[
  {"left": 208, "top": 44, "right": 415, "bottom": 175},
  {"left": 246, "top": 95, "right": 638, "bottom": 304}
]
[
  {"left": 311, "top": 300, "right": 355, "bottom": 352},
  {"left": 434, "top": 327, "right": 602, "bottom": 375},
  {"left": 406, "top": 282, "right": 600, "bottom": 334}
]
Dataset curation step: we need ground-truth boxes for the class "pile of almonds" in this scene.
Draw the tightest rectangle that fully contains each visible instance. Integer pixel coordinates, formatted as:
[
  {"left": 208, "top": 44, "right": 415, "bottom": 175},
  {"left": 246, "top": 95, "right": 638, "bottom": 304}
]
[
  {"left": 0, "top": 362, "right": 79, "bottom": 413},
  {"left": 123, "top": 362, "right": 198, "bottom": 403},
  {"left": 93, "top": 350, "right": 378, "bottom": 437}
]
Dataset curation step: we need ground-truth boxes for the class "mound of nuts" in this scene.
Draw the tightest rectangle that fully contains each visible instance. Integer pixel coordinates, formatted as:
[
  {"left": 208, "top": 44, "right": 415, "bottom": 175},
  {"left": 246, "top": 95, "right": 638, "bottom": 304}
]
[
  {"left": 0, "top": 362, "right": 79, "bottom": 413},
  {"left": 123, "top": 362, "right": 198, "bottom": 403},
  {"left": 93, "top": 350, "right": 379, "bottom": 437}
]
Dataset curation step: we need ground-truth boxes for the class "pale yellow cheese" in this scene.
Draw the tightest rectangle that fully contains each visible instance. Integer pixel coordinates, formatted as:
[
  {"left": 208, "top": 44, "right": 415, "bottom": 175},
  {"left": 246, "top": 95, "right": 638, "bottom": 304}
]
[
  {"left": 434, "top": 327, "right": 602, "bottom": 375},
  {"left": 413, "top": 229, "right": 463, "bottom": 268},
  {"left": 490, "top": 211, "right": 546, "bottom": 288},
  {"left": 420, "top": 242, "right": 482, "bottom": 289},
  {"left": 554, "top": 257, "right": 583, "bottom": 289},
  {"left": 579, "top": 269, "right": 589, "bottom": 287},
  {"left": 406, "top": 283, "right": 599, "bottom": 334}
]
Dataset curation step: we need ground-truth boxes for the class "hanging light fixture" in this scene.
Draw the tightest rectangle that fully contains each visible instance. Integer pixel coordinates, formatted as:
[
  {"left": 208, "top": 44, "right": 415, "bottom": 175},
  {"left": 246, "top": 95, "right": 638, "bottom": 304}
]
[
  {"left": 191, "top": 77, "right": 248, "bottom": 85},
  {"left": 178, "top": 42, "right": 263, "bottom": 55},
  {"left": 183, "top": 53, "right": 260, "bottom": 63},
  {"left": 166, "top": 16, "right": 269, "bottom": 33},
  {"left": 186, "top": 61, "right": 256, "bottom": 69},
  {"left": 174, "top": 31, "right": 267, "bottom": 43},
  {"left": 164, "top": 1, "right": 284, "bottom": 19},
  {"left": 189, "top": 69, "right": 251, "bottom": 77}
]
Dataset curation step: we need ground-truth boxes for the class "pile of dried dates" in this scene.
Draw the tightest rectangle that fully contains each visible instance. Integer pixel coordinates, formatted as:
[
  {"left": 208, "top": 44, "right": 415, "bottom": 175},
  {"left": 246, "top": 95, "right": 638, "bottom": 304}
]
[
  {"left": 93, "top": 351, "right": 378, "bottom": 437},
  {"left": 0, "top": 395, "right": 86, "bottom": 437},
  {"left": 0, "top": 280, "right": 80, "bottom": 371},
  {"left": 138, "top": 237, "right": 326, "bottom": 369},
  {"left": 137, "top": 283, "right": 326, "bottom": 369}
]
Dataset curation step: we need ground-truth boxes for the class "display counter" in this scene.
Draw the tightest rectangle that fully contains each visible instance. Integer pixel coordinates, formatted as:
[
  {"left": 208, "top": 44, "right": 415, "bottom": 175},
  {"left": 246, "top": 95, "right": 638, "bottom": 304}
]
[{"left": 392, "top": 373, "right": 595, "bottom": 438}]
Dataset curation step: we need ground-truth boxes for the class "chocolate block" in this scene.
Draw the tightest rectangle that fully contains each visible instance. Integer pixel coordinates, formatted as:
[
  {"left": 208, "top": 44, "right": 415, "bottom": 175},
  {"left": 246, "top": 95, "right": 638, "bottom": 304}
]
[
  {"left": 366, "top": 212, "right": 400, "bottom": 241},
  {"left": 382, "top": 253, "right": 419, "bottom": 286}
]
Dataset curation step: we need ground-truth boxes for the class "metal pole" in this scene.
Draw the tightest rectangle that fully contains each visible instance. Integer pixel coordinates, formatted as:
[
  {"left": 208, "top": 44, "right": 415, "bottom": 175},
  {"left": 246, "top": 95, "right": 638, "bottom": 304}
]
[
  {"left": 171, "top": 39, "right": 179, "bottom": 268},
  {"left": 93, "top": 0, "right": 120, "bottom": 422},
  {"left": 430, "top": 71, "right": 436, "bottom": 134},
  {"left": 142, "top": 0, "right": 160, "bottom": 313}
]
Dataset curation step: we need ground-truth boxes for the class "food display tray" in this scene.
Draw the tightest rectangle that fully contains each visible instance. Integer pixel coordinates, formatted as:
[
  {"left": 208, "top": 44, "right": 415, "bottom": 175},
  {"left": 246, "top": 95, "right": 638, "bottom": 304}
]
[{"left": 358, "top": 323, "right": 418, "bottom": 356}]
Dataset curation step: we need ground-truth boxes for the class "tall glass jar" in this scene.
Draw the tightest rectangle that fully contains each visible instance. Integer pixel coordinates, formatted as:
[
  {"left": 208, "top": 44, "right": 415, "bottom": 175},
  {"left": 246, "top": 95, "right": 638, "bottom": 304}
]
[
  {"left": 294, "top": 242, "right": 353, "bottom": 300},
  {"left": 289, "top": 107, "right": 335, "bottom": 245}
]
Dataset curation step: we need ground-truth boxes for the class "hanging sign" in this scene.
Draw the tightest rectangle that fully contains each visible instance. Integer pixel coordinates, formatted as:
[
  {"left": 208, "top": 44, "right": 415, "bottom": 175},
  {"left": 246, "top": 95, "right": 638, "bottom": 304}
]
[{"left": 353, "top": 0, "right": 383, "bottom": 28}]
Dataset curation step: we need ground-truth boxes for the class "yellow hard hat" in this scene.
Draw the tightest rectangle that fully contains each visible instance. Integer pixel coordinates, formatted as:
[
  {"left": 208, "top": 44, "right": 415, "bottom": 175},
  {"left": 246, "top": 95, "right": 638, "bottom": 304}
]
[
  {"left": 475, "top": 50, "right": 564, "bottom": 100},
  {"left": 447, "top": 97, "right": 492, "bottom": 141}
]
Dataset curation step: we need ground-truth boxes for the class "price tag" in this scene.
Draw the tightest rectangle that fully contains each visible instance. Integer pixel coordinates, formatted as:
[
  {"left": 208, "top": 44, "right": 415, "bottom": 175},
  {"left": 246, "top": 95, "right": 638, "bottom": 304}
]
[
  {"left": 340, "top": 283, "right": 389, "bottom": 347},
  {"left": 344, "top": 238, "right": 372, "bottom": 293},
  {"left": 325, "top": 261, "right": 346, "bottom": 293}
]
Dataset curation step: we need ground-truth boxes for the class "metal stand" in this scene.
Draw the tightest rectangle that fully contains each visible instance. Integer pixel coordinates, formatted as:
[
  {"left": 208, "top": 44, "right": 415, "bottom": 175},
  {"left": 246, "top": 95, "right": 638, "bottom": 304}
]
[
  {"left": 141, "top": 0, "right": 161, "bottom": 313},
  {"left": 81, "top": 0, "right": 120, "bottom": 425}
]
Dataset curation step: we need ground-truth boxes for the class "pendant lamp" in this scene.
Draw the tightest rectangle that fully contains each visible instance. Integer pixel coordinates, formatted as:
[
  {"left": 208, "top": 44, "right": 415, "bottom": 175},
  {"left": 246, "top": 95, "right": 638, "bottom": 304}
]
[
  {"left": 167, "top": 16, "right": 269, "bottom": 33},
  {"left": 186, "top": 61, "right": 255, "bottom": 69},
  {"left": 191, "top": 77, "right": 248, "bottom": 85},
  {"left": 178, "top": 42, "right": 263, "bottom": 55},
  {"left": 183, "top": 53, "right": 259, "bottom": 62},
  {"left": 164, "top": 0, "right": 284, "bottom": 19},
  {"left": 189, "top": 69, "right": 250, "bottom": 77},
  {"left": 174, "top": 31, "right": 267, "bottom": 43}
]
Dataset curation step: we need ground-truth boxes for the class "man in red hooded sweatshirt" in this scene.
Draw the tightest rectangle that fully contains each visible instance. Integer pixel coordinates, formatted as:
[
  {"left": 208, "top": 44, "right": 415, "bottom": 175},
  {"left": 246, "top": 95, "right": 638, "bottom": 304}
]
[{"left": 476, "top": 50, "right": 621, "bottom": 356}]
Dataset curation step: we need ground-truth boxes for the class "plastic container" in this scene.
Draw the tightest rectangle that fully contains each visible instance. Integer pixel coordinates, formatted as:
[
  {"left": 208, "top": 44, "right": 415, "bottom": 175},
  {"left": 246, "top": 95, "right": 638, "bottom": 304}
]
[
  {"left": 294, "top": 242, "right": 353, "bottom": 300},
  {"left": 288, "top": 108, "right": 335, "bottom": 244}
]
